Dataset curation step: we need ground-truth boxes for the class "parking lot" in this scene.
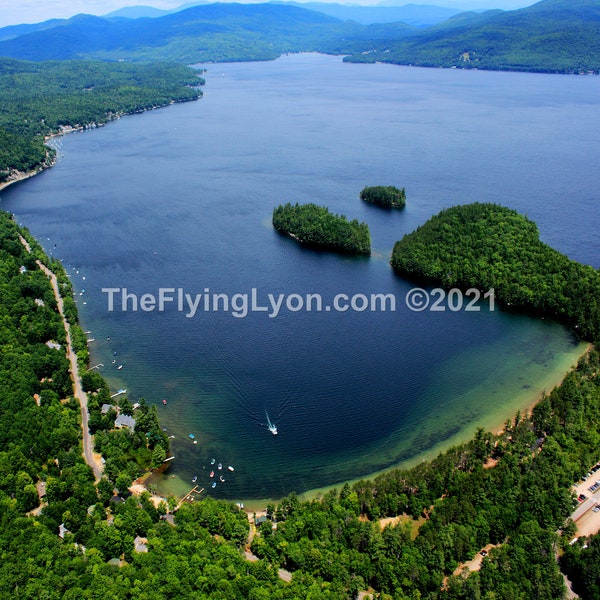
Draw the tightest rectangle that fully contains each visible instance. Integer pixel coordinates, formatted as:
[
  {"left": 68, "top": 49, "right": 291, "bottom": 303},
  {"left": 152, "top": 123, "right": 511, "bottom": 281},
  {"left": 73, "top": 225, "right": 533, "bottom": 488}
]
[{"left": 571, "top": 462, "right": 600, "bottom": 537}]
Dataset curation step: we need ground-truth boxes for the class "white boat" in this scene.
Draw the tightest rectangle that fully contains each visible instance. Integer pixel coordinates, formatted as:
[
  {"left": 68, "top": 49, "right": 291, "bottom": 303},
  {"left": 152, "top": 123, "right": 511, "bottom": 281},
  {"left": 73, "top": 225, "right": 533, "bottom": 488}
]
[
  {"left": 266, "top": 411, "right": 278, "bottom": 435},
  {"left": 227, "top": 466, "right": 235, "bottom": 472},
  {"left": 192, "top": 475, "right": 197, "bottom": 483}
]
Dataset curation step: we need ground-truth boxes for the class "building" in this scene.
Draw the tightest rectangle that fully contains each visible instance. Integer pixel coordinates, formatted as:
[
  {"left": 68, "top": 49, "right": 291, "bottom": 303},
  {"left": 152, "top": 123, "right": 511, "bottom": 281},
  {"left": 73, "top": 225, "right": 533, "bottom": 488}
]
[{"left": 114, "top": 414, "right": 136, "bottom": 431}]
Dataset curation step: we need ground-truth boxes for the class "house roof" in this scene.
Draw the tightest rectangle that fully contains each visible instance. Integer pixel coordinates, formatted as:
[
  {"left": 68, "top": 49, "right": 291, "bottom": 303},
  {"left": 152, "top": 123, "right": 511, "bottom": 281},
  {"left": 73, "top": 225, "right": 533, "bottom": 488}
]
[
  {"left": 134, "top": 536, "right": 149, "bottom": 553},
  {"left": 115, "top": 414, "right": 136, "bottom": 430}
]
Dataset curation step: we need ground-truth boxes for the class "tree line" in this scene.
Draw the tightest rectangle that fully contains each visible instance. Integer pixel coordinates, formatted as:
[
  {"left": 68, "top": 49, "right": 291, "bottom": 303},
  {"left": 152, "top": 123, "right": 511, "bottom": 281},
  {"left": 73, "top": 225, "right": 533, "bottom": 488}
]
[{"left": 0, "top": 58, "right": 203, "bottom": 182}]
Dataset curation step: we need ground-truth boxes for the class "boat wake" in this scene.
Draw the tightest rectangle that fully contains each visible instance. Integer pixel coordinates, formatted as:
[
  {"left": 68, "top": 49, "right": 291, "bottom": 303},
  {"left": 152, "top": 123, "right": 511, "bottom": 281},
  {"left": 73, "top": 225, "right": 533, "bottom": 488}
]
[{"left": 265, "top": 411, "right": 278, "bottom": 436}]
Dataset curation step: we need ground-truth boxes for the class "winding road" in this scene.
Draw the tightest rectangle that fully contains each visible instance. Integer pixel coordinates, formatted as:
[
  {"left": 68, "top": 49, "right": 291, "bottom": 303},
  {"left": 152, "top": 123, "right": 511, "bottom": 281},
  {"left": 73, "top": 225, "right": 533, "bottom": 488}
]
[{"left": 19, "top": 235, "right": 103, "bottom": 481}]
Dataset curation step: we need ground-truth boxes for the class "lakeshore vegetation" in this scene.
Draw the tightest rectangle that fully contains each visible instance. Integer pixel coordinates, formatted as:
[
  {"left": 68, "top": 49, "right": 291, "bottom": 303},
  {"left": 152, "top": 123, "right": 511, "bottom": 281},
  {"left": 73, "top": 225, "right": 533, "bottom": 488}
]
[
  {"left": 273, "top": 202, "right": 371, "bottom": 255},
  {"left": 0, "top": 58, "right": 203, "bottom": 184},
  {"left": 360, "top": 185, "right": 406, "bottom": 209}
]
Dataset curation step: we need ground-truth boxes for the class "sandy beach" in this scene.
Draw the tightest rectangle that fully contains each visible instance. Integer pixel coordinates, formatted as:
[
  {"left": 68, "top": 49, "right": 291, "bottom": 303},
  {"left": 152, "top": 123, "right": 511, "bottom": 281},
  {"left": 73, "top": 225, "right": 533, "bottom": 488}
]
[{"left": 286, "top": 343, "right": 591, "bottom": 505}]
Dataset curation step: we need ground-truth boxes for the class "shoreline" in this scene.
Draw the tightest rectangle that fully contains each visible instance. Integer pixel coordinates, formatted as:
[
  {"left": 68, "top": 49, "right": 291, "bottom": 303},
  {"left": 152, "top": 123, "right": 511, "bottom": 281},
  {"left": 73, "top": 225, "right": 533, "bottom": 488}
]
[
  {"left": 0, "top": 97, "right": 201, "bottom": 196},
  {"left": 239, "top": 342, "right": 591, "bottom": 509},
  {"left": 0, "top": 165, "right": 51, "bottom": 193},
  {"left": 151, "top": 340, "right": 590, "bottom": 512}
]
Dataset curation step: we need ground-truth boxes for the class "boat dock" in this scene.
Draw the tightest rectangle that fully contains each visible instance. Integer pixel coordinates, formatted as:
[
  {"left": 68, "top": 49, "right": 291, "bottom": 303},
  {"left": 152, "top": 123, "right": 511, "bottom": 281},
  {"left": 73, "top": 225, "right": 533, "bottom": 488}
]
[{"left": 175, "top": 485, "right": 204, "bottom": 511}]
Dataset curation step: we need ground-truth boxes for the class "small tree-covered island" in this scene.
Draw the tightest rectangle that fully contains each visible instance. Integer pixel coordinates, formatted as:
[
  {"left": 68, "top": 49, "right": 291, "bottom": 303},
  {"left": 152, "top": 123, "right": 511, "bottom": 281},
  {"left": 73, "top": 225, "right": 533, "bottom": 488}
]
[
  {"left": 273, "top": 202, "right": 371, "bottom": 255},
  {"left": 360, "top": 185, "right": 406, "bottom": 209},
  {"left": 391, "top": 202, "right": 600, "bottom": 343}
]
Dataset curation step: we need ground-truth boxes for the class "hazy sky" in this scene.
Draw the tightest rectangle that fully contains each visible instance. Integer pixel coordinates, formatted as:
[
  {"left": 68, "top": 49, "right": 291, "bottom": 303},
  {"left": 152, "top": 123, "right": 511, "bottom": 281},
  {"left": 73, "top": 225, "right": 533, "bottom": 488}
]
[{"left": 0, "top": 0, "right": 537, "bottom": 28}]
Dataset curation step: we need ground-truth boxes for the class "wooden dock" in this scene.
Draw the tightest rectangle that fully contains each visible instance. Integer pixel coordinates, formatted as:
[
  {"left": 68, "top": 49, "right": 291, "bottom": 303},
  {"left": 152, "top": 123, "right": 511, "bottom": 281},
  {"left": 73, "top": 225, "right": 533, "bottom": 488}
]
[{"left": 175, "top": 485, "right": 204, "bottom": 511}]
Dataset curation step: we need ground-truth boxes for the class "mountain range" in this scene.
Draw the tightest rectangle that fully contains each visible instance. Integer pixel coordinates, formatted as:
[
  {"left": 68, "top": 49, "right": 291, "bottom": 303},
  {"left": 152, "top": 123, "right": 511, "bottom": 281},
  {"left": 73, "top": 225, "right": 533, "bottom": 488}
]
[
  {"left": 105, "top": 2, "right": 464, "bottom": 27},
  {"left": 0, "top": 0, "right": 598, "bottom": 73}
]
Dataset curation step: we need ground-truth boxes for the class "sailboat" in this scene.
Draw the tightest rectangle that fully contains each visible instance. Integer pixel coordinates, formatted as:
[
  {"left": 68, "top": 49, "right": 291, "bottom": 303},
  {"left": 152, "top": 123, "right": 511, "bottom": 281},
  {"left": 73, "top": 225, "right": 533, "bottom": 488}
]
[{"left": 265, "top": 411, "right": 278, "bottom": 435}]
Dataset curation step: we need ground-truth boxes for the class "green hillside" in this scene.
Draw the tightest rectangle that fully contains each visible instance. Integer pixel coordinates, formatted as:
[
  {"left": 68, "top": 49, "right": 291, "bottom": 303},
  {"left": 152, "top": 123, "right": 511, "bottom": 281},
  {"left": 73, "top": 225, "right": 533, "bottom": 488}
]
[
  {"left": 0, "top": 1, "right": 598, "bottom": 73},
  {"left": 0, "top": 4, "right": 360, "bottom": 63},
  {"left": 345, "top": 0, "right": 600, "bottom": 73}
]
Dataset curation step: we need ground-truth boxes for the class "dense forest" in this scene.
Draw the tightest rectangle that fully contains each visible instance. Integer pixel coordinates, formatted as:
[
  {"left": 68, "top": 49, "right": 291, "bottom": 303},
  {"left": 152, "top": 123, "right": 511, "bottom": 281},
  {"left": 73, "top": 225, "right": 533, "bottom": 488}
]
[
  {"left": 273, "top": 202, "right": 371, "bottom": 255},
  {"left": 0, "top": 58, "right": 203, "bottom": 183},
  {"left": 391, "top": 203, "right": 600, "bottom": 343},
  {"left": 2, "top": 201, "right": 600, "bottom": 596},
  {"left": 360, "top": 185, "right": 406, "bottom": 209}
]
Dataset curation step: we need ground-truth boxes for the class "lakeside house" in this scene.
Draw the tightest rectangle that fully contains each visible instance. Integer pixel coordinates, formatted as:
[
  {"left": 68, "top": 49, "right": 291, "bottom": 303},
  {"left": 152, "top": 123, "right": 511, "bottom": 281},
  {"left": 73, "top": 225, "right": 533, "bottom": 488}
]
[{"left": 115, "top": 414, "right": 136, "bottom": 431}]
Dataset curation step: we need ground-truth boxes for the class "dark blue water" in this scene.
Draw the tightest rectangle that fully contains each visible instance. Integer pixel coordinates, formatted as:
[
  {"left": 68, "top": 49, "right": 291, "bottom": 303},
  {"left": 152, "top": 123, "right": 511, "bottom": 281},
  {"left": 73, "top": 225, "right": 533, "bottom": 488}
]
[{"left": 1, "top": 54, "right": 596, "bottom": 500}]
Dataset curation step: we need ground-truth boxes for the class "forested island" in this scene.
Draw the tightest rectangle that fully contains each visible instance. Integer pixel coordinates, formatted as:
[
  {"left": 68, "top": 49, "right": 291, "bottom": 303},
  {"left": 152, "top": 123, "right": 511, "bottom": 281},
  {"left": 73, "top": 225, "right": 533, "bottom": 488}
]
[
  {"left": 273, "top": 202, "right": 371, "bottom": 255},
  {"left": 0, "top": 58, "right": 203, "bottom": 186},
  {"left": 360, "top": 185, "right": 406, "bottom": 209},
  {"left": 391, "top": 203, "right": 600, "bottom": 343}
]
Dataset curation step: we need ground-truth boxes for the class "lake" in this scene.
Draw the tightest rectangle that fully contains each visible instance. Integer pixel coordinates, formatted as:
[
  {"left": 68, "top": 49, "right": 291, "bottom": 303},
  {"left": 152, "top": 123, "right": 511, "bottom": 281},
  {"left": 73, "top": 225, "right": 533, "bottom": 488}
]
[{"left": 1, "top": 53, "right": 596, "bottom": 501}]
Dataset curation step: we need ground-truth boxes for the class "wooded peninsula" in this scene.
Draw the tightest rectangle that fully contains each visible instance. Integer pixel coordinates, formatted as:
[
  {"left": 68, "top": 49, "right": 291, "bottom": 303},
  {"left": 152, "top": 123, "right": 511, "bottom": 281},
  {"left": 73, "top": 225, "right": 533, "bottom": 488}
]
[
  {"left": 391, "top": 203, "right": 600, "bottom": 344},
  {"left": 0, "top": 58, "right": 203, "bottom": 186}
]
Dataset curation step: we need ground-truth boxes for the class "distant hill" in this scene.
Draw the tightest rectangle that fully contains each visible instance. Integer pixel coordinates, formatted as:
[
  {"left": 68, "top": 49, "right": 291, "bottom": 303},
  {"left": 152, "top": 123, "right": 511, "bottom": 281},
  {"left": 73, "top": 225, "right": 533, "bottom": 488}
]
[
  {"left": 105, "top": 5, "right": 181, "bottom": 19},
  {"left": 103, "top": 1, "right": 461, "bottom": 26},
  {"left": 0, "top": 4, "right": 354, "bottom": 63},
  {"left": 345, "top": 0, "right": 600, "bottom": 73},
  {"left": 0, "top": 18, "right": 66, "bottom": 43},
  {"left": 275, "top": 2, "right": 462, "bottom": 26},
  {"left": 0, "top": 3, "right": 418, "bottom": 63},
  {"left": 105, "top": 2, "right": 210, "bottom": 19},
  {"left": 0, "top": 0, "right": 598, "bottom": 73}
]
